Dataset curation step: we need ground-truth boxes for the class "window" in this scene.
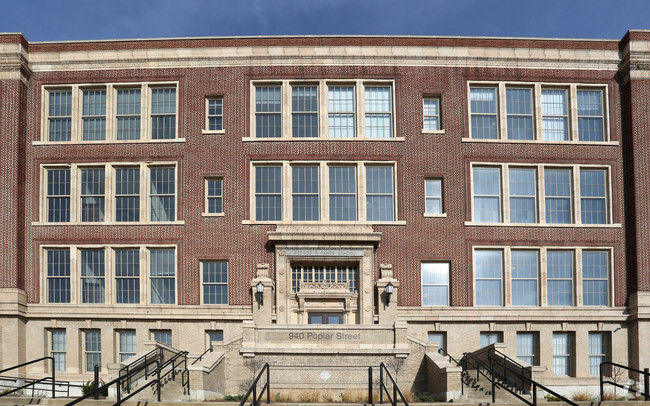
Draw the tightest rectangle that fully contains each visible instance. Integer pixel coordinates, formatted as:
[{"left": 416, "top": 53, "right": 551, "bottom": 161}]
[
  {"left": 292, "top": 86, "right": 318, "bottom": 137},
  {"left": 474, "top": 247, "right": 611, "bottom": 307},
  {"left": 474, "top": 250, "right": 503, "bottom": 306},
  {"left": 42, "top": 163, "right": 177, "bottom": 224},
  {"left": 150, "top": 248, "right": 175, "bottom": 304},
  {"left": 205, "top": 178, "right": 223, "bottom": 215},
  {"left": 547, "top": 251, "right": 574, "bottom": 306},
  {"left": 580, "top": 169, "right": 607, "bottom": 224},
  {"left": 82, "top": 89, "right": 107, "bottom": 141},
  {"left": 206, "top": 97, "right": 223, "bottom": 132},
  {"left": 81, "top": 168, "right": 105, "bottom": 222},
  {"left": 51, "top": 330, "right": 66, "bottom": 371},
  {"left": 255, "top": 86, "right": 282, "bottom": 138},
  {"left": 207, "top": 330, "right": 224, "bottom": 349},
  {"left": 115, "top": 167, "right": 140, "bottom": 222},
  {"left": 516, "top": 333, "right": 536, "bottom": 365},
  {"left": 150, "top": 167, "right": 175, "bottom": 221},
  {"left": 582, "top": 251, "right": 609, "bottom": 306},
  {"left": 152, "top": 330, "right": 172, "bottom": 347},
  {"left": 43, "top": 245, "right": 175, "bottom": 305},
  {"left": 552, "top": 332, "right": 572, "bottom": 375},
  {"left": 428, "top": 332, "right": 446, "bottom": 353},
  {"left": 329, "top": 166, "right": 357, "bottom": 221},
  {"left": 470, "top": 163, "right": 611, "bottom": 225},
  {"left": 47, "top": 168, "right": 70, "bottom": 222},
  {"left": 366, "top": 166, "right": 394, "bottom": 221},
  {"left": 116, "top": 88, "right": 141, "bottom": 140},
  {"left": 48, "top": 90, "right": 72, "bottom": 141},
  {"left": 329, "top": 86, "right": 355, "bottom": 138},
  {"left": 291, "top": 265, "right": 358, "bottom": 293},
  {"left": 115, "top": 249, "right": 140, "bottom": 304},
  {"left": 589, "top": 332, "right": 608, "bottom": 376},
  {"left": 511, "top": 250, "right": 538, "bottom": 306},
  {"left": 251, "top": 81, "right": 394, "bottom": 139},
  {"left": 545, "top": 169, "right": 572, "bottom": 224},
  {"left": 47, "top": 249, "right": 71, "bottom": 303},
  {"left": 578, "top": 90, "right": 604, "bottom": 141},
  {"left": 202, "top": 261, "right": 228, "bottom": 305},
  {"left": 509, "top": 168, "right": 536, "bottom": 223},
  {"left": 255, "top": 166, "right": 282, "bottom": 221},
  {"left": 425, "top": 179, "right": 443, "bottom": 215},
  {"left": 421, "top": 262, "right": 449, "bottom": 306},
  {"left": 473, "top": 167, "right": 501, "bottom": 223},
  {"left": 470, "top": 87, "right": 498, "bottom": 139},
  {"left": 252, "top": 162, "right": 397, "bottom": 223},
  {"left": 467, "top": 83, "right": 608, "bottom": 142},
  {"left": 506, "top": 88, "right": 533, "bottom": 140},
  {"left": 43, "top": 83, "right": 178, "bottom": 143},
  {"left": 292, "top": 166, "right": 319, "bottom": 221},
  {"left": 119, "top": 331, "right": 136, "bottom": 362},
  {"left": 81, "top": 249, "right": 105, "bottom": 304},
  {"left": 85, "top": 330, "right": 101, "bottom": 372},
  {"left": 423, "top": 97, "right": 441, "bottom": 131},
  {"left": 480, "top": 332, "right": 502, "bottom": 348}
]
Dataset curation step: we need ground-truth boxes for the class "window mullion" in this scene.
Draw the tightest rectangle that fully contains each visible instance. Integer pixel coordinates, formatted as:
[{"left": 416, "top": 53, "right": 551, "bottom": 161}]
[
  {"left": 534, "top": 84, "right": 542, "bottom": 141},
  {"left": 70, "top": 164, "right": 78, "bottom": 223},
  {"left": 504, "top": 247, "right": 512, "bottom": 306},
  {"left": 105, "top": 165, "right": 114, "bottom": 223},
  {"left": 141, "top": 164, "right": 148, "bottom": 223},
  {"left": 141, "top": 84, "right": 150, "bottom": 141},
  {"left": 71, "top": 86, "right": 80, "bottom": 142},
  {"left": 70, "top": 247, "right": 78, "bottom": 305},
  {"left": 502, "top": 164, "right": 510, "bottom": 223},
  {"left": 320, "top": 163, "right": 328, "bottom": 221},
  {"left": 575, "top": 248, "right": 583, "bottom": 306},
  {"left": 319, "top": 81, "right": 328, "bottom": 138},
  {"left": 358, "top": 163, "right": 366, "bottom": 221},
  {"left": 498, "top": 83, "right": 507, "bottom": 140},
  {"left": 572, "top": 166, "right": 581, "bottom": 224},
  {"left": 357, "top": 81, "right": 365, "bottom": 139},
  {"left": 283, "top": 162, "right": 291, "bottom": 221},
  {"left": 282, "top": 81, "right": 291, "bottom": 139},
  {"left": 540, "top": 248, "right": 548, "bottom": 306},
  {"left": 538, "top": 165, "right": 546, "bottom": 223},
  {"left": 105, "top": 85, "right": 114, "bottom": 141},
  {"left": 569, "top": 85, "right": 579, "bottom": 142}
]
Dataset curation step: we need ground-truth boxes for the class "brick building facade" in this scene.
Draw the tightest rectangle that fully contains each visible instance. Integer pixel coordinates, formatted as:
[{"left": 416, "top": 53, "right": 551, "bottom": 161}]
[{"left": 0, "top": 31, "right": 649, "bottom": 397}]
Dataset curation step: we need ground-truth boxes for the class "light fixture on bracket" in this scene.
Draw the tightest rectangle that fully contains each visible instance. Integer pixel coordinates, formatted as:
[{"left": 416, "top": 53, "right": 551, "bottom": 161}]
[
  {"left": 385, "top": 281, "right": 394, "bottom": 304},
  {"left": 256, "top": 281, "right": 265, "bottom": 305}
]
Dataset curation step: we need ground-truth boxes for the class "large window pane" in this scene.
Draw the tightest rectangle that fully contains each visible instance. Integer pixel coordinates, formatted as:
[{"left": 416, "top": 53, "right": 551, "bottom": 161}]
[
  {"left": 52, "top": 330, "right": 66, "bottom": 371},
  {"left": 553, "top": 333, "right": 571, "bottom": 375},
  {"left": 81, "top": 249, "right": 105, "bottom": 304},
  {"left": 150, "top": 248, "right": 175, "bottom": 304},
  {"left": 255, "top": 166, "right": 282, "bottom": 221},
  {"left": 517, "top": 333, "right": 535, "bottom": 365},
  {"left": 545, "top": 169, "right": 571, "bottom": 223},
  {"left": 82, "top": 90, "right": 107, "bottom": 141},
  {"left": 150, "top": 167, "right": 175, "bottom": 221},
  {"left": 547, "top": 251, "right": 573, "bottom": 306},
  {"left": 47, "top": 169, "right": 71, "bottom": 222},
  {"left": 115, "top": 249, "right": 140, "bottom": 304},
  {"left": 582, "top": 251, "right": 608, "bottom": 306},
  {"left": 117, "top": 89, "right": 141, "bottom": 140},
  {"left": 329, "top": 86, "right": 355, "bottom": 137},
  {"left": 578, "top": 90, "right": 604, "bottom": 142},
  {"left": 475, "top": 250, "right": 502, "bottom": 306},
  {"left": 47, "top": 249, "right": 70, "bottom": 303},
  {"left": 506, "top": 88, "right": 533, "bottom": 140},
  {"left": 509, "top": 168, "right": 536, "bottom": 223},
  {"left": 542, "top": 89, "right": 568, "bottom": 141},
  {"left": 81, "top": 168, "right": 105, "bottom": 222},
  {"left": 119, "top": 331, "right": 136, "bottom": 362},
  {"left": 203, "top": 261, "right": 228, "bottom": 305},
  {"left": 115, "top": 168, "right": 140, "bottom": 222},
  {"left": 511, "top": 250, "right": 538, "bottom": 306},
  {"left": 425, "top": 179, "right": 442, "bottom": 215},
  {"left": 473, "top": 167, "right": 501, "bottom": 222},
  {"left": 329, "top": 166, "right": 357, "bottom": 221},
  {"left": 470, "top": 87, "right": 498, "bottom": 139},
  {"left": 256, "top": 86, "right": 282, "bottom": 138},
  {"left": 292, "top": 166, "right": 319, "bottom": 221},
  {"left": 588, "top": 332, "right": 607, "bottom": 376},
  {"left": 85, "top": 330, "right": 101, "bottom": 372},
  {"left": 292, "top": 86, "right": 318, "bottom": 138},
  {"left": 423, "top": 97, "right": 440, "bottom": 131},
  {"left": 365, "top": 86, "right": 392, "bottom": 138},
  {"left": 48, "top": 90, "right": 72, "bottom": 141},
  {"left": 151, "top": 88, "right": 176, "bottom": 139},
  {"left": 366, "top": 166, "right": 394, "bottom": 221},
  {"left": 580, "top": 169, "right": 606, "bottom": 224},
  {"left": 422, "top": 263, "right": 449, "bottom": 306}
]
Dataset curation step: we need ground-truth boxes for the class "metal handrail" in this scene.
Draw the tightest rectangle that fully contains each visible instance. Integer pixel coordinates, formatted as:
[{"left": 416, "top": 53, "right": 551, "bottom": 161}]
[
  {"left": 600, "top": 361, "right": 649, "bottom": 401},
  {"left": 191, "top": 345, "right": 213, "bottom": 365},
  {"left": 146, "top": 349, "right": 190, "bottom": 395},
  {"left": 368, "top": 362, "right": 409, "bottom": 406},
  {"left": 487, "top": 347, "right": 532, "bottom": 393},
  {"left": 119, "top": 348, "right": 161, "bottom": 392},
  {"left": 0, "top": 356, "right": 56, "bottom": 398},
  {"left": 238, "top": 363, "right": 270, "bottom": 406}
]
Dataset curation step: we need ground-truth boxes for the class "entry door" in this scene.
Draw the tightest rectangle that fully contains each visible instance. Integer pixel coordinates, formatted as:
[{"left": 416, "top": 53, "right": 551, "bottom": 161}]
[{"left": 308, "top": 313, "right": 342, "bottom": 324}]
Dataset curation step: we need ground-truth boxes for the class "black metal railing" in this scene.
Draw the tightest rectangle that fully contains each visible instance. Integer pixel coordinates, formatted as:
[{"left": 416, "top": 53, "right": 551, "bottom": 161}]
[
  {"left": 119, "top": 347, "right": 161, "bottom": 393},
  {"left": 147, "top": 349, "right": 190, "bottom": 397},
  {"left": 0, "top": 357, "right": 58, "bottom": 398},
  {"left": 600, "top": 361, "right": 649, "bottom": 401},
  {"left": 191, "top": 345, "right": 213, "bottom": 365},
  {"left": 437, "top": 348, "right": 466, "bottom": 396},
  {"left": 488, "top": 347, "right": 532, "bottom": 393},
  {"left": 368, "top": 362, "right": 409, "bottom": 406},
  {"left": 239, "top": 363, "right": 270, "bottom": 406}
]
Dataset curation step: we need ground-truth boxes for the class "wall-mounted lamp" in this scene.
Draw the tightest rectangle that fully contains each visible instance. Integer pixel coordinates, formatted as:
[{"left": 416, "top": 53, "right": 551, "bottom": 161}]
[
  {"left": 256, "top": 281, "right": 265, "bottom": 305},
  {"left": 385, "top": 281, "right": 394, "bottom": 304}
]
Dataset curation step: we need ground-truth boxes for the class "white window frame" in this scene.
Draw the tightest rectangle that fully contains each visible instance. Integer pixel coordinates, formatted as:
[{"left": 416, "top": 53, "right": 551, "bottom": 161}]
[
  {"left": 466, "top": 82, "right": 611, "bottom": 144},
  {"left": 40, "top": 244, "right": 177, "bottom": 305},
  {"left": 117, "top": 330, "right": 137, "bottom": 363},
  {"left": 204, "top": 177, "right": 224, "bottom": 216},
  {"left": 422, "top": 96, "right": 443, "bottom": 133},
  {"left": 472, "top": 246, "right": 614, "bottom": 308},
  {"left": 151, "top": 330, "right": 173, "bottom": 347},
  {"left": 421, "top": 262, "right": 450, "bottom": 306},
  {"left": 203, "top": 96, "right": 225, "bottom": 134},
  {"left": 248, "top": 80, "right": 398, "bottom": 140},
  {"left": 247, "top": 161, "right": 400, "bottom": 224},
  {"left": 200, "top": 260, "right": 229, "bottom": 305},
  {"left": 39, "top": 82, "right": 180, "bottom": 144},
  {"left": 424, "top": 178, "right": 445, "bottom": 217},
  {"left": 84, "top": 329, "right": 102, "bottom": 372},
  {"left": 50, "top": 329, "right": 67, "bottom": 372},
  {"left": 516, "top": 332, "right": 537, "bottom": 365},
  {"left": 588, "top": 332, "right": 609, "bottom": 376},
  {"left": 468, "top": 162, "right": 614, "bottom": 227},
  {"left": 38, "top": 162, "right": 180, "bottom": 225},
  {"left": 552, "top": 332, "right": 573, "bottom": 376}
]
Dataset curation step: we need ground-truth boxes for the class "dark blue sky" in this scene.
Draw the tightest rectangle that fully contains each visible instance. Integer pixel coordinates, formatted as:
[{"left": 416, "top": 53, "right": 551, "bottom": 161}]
[{"left": 2, "top": 0, "right": 647, "bottom": 42}]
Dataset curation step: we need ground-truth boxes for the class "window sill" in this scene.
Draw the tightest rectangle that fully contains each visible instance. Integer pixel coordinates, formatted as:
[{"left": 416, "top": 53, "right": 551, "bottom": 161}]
[
  {"left": 464, "top": 221, "right": 621, "bottom": 228},
  {"left": 421, "top": 129, "right": 445, "bottom": 135},
  {"left": 201, "top": 129, "right": 226, "bottom": 135},
  {"left": 461, "top": 137, "right": 619, "bottom": 146},
  {"left": 33, "top": 138, "right": 186, "bottom": 145},
  {"left": 242, "top": 137, "right": 406, "bottom": 142},
  {"left": 202, "top": 212, "right": 225, "bottom": 217},
  {"left": 424, "top": 213, "right": 447, "bottom": 218},
  {"left": 242, "top": 220, "right": 407, "bottom": 226},
  {"left": 32, "top": 221, "right": 185, "bottom": 226}
]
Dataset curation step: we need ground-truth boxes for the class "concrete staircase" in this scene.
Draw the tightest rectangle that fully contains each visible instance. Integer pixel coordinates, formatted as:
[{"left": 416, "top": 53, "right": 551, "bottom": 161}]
[{"left": 460, "top": 369, "right": 531, "bottom": 403}]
